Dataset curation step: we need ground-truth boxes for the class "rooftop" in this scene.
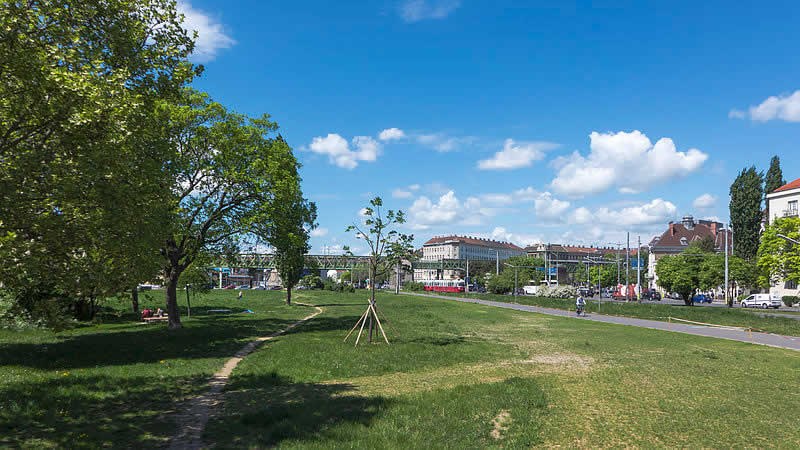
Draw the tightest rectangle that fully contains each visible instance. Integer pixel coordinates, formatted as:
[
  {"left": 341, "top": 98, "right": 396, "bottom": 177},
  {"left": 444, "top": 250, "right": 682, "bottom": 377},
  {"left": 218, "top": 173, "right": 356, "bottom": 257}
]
[
  {"left": 423, "top": 235, "right": 524, "bottom": 251},
  {"left": 773, "top": 176, "right": 800, "bottom": 193}
]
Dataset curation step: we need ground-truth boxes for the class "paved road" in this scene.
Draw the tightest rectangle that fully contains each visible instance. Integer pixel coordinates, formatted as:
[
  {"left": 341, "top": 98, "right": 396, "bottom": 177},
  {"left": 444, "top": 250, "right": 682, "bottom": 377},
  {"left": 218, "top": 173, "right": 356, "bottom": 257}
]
[{"left": 405, "top": 293, "right": 800, "bottom": 351}]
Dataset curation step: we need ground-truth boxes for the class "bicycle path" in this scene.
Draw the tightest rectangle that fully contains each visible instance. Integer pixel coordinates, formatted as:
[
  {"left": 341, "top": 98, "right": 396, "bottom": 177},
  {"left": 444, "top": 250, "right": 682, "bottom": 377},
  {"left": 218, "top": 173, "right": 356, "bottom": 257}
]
[{"left": 405, "top": 293, "right": 800, "bottom": 352}]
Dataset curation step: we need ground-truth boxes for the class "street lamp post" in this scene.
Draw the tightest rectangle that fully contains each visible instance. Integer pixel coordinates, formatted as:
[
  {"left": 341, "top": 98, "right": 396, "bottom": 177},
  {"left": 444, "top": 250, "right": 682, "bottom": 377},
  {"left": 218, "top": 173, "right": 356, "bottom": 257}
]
[{"left": 504, "top": 263, "right": 518, "bottom": 304}]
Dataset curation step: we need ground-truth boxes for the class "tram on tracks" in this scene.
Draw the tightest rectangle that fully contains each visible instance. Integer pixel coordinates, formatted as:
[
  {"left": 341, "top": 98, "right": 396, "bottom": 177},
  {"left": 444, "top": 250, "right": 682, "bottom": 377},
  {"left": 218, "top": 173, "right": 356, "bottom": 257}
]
[{"left": 421, "top": 279, "right": 466, "bottom": 293}]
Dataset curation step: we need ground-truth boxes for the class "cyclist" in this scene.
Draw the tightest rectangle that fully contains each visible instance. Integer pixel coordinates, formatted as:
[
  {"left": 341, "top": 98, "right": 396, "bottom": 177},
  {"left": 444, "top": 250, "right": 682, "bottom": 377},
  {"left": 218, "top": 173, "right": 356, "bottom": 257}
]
[{"left": 576, "top": 294, "right": 586, "bottom": 316}]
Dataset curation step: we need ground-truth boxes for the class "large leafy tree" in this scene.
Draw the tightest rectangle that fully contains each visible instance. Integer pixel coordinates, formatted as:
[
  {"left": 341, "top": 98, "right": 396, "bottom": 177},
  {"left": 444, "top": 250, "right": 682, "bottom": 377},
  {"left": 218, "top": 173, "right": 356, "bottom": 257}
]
[
  {"left": 256, "top": 175, "right": 317, "bottom": 305},
  {"left": 159, "top": 89, "right": 301, "bottom": 328},
  {"left": 758, "top": 217, "right": 800, "bottom": 289},
  {"left": 655, "top": 249, "right": 704, "bottom": 305},
  {"left": 0, "top": 0, "right": 196, "bottom": 322},
  {"left": 729, "top": 167, "right": 763, "bottom": 261},
  {"left": 764, "top": 155, "right": 786, "bottom": 195}
]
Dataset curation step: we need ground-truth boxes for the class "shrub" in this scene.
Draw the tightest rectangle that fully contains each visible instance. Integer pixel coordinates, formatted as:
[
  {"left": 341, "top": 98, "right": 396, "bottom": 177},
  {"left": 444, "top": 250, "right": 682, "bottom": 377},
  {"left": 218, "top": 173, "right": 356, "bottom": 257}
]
[
  {"left": 782, "top": 295, "right": 799, "bottom": 307},
  {"left": 536, "top": 285, "right": 577, "bottom": 299},
  {"left": 405, "top": 282, "right": 426, "bottom": 292}
]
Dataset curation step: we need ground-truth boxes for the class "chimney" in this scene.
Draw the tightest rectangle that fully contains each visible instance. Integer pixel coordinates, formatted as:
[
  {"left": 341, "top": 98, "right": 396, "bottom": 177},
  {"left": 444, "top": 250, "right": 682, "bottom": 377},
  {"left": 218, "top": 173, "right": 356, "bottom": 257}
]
[
  {"left": 669, "top": 221, "right": 675, "bottom": 235},
  {"left": 710, "top": 222, "right": 717, "bottom": 236}
]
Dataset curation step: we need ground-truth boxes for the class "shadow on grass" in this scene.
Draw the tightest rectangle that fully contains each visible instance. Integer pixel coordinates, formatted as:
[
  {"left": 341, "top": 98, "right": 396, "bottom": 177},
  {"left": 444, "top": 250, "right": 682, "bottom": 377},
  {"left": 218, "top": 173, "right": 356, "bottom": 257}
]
[
  {"left": 0, "top": 307, "right": 319, "bottom": 370},
  {"left": 0, "top": 373, "right": 209, "bottom": 448},
  {"left": 206, "top": 372, "right": 387, "bottom": 448}
]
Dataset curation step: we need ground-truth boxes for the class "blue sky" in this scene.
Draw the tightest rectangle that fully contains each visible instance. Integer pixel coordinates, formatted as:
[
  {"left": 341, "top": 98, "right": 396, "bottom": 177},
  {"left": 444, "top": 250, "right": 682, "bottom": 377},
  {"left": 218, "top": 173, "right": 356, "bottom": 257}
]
[{"left": 181, "top": 0, "right": 800, "bottom": 254}]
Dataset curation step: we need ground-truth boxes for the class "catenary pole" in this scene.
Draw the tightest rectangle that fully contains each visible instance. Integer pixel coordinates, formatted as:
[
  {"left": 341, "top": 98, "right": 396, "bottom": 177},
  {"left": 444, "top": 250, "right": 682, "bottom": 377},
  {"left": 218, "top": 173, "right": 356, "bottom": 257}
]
[
  {"left": 626, "top": 232, "right": 630, "bottom": 301},
  {"left": 725, "top": 223, "right": 729, "bottom": 307},
  {"left": 637, "top": 236, "right": 641, "bottom": 302}
]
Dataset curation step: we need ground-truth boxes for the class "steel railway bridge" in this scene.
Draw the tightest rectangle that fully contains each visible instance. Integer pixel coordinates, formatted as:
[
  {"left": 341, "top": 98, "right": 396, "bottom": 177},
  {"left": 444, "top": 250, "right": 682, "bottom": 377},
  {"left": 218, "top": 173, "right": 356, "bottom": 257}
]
[{"left": 214, "top": 254, "right": 472, "bottom": 271}]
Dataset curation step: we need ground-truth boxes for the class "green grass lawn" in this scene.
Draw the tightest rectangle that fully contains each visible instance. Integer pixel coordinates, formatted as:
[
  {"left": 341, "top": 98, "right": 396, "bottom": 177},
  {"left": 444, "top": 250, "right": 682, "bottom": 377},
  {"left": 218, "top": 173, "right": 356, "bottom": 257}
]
[
  {"left": 0, "top": 289, "right": 311, "bottom": 448},
  {"left": 2, "top": 289, "right": 799, "bottom": 448},
  {"left": 206, "top": 290, "right": 800, "bottom": 448},
  {"left": 425, "top": 291, "right": 800, "bottom": 336}
]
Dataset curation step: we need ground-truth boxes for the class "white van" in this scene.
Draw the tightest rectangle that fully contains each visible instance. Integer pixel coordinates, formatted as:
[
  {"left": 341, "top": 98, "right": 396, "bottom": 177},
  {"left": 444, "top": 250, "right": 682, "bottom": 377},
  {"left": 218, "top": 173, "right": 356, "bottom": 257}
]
[{"left": 740, "top": 293, "right": 781, "bottom": 309}]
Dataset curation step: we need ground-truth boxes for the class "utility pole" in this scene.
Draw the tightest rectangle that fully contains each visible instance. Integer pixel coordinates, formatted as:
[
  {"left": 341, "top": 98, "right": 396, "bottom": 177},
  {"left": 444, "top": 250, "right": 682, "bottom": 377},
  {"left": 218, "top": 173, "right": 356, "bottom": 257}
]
[
  {"left": 465, "top": 258, "right": 470, "bottom": 294},
  {"left": 395, "top": 261, "right": 400, "bottom": 294},
  {"left": 637, "top": 235, "right": 641, "bottom": 302},
  {"left": 725, "top": 223, "right": 730, "bottom": 307},
  {"left": 626, "top": 232, "right": 630, "bottom": 302},
  {"left": 496, "top": 250, "right": 499, "bottom": 276}
]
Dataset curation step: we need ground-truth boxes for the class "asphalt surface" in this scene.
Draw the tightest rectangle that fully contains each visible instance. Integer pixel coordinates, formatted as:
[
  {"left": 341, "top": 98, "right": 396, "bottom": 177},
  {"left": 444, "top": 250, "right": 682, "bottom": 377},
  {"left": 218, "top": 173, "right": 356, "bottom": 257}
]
[{"left": 406, "top": 292, "right": 800, "bottom": 352}]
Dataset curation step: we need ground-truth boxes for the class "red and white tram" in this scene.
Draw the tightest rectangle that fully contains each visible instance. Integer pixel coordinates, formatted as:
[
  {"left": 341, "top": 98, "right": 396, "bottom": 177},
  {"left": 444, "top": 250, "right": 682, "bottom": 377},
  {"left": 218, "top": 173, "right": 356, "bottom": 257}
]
[{"left": 421, "top": 279, "right": 465, "bottom": 293}]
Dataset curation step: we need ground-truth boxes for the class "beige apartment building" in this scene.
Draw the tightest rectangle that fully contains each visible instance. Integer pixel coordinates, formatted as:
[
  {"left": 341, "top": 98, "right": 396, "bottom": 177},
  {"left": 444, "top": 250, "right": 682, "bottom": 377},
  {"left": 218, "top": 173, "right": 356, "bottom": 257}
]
[
  {"left": 765, "top": 176, "right": 800, "bottom": 298},
  {"left": 415, "top": 235, "right": 525, "bottom": 280}
]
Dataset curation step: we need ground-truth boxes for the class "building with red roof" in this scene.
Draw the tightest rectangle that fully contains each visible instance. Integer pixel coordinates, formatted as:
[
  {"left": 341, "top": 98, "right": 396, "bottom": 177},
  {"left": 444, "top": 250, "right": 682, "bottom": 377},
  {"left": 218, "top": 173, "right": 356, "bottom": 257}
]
[{"left": 765, "top": 176, "right": 800, "bottom": 298}]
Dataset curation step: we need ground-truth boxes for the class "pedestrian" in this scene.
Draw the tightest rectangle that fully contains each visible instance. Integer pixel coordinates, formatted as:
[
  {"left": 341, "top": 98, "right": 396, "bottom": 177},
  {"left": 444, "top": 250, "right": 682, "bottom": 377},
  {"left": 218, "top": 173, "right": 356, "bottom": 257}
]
[{"left": 237, "top": 290, "right": 242, "bottom": 300}]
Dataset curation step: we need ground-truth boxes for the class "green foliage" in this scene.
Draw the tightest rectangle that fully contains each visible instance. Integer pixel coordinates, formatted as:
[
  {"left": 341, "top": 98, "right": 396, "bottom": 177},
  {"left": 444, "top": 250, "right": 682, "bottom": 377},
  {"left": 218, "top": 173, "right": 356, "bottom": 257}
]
[
  {"left": 486, "top": 273, "right": 515, "bottom": 294},
  {"left": 345, "top": 197, "right": 414, "bottom": 303},
  {"left": 698, "top": 253, "right": 759, "bottom": 292},
  {"left": 764, "top": 155, "right": 786, "bottom": 195},
  {"left": 0, "top": 0, "right": 197, "bottom": 325},
  {"left": 339, "top": 271, "right": 352, "bottom": 282},
  {"left": 729, "top": 167, "right": 764, "bottom": 261},
  {"left": 158, "top": 89, "right": 304, "bottom": 327},
  {"left": 655, "top": 251, "right": 703, "bottom": 305},
  {"left": 687, "top": 236, "right": 717, "bottom": 253},
  {"left": 782, "top": 296, "right": 799, "bottom": 307},
  {"left": 758, "top": 217, "right": 800, "bottom": 287},
  {"left": 405, "top": 281, "right": 426, "bottom": 292},
  {"left": 302, "top": 275, "right": 323, "bottom": 289}
]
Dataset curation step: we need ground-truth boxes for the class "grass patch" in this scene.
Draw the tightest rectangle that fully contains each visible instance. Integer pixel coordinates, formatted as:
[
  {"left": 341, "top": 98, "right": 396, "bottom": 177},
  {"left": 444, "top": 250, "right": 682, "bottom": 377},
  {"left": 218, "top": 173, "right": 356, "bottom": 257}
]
[
  {"left": 0, "top": 289, "right": 311, "bottom": 448},
  {"left": 428, "top": 291, "right": 800, "bottom": 336},
  {"left": 208, "top": 291, "right": 800, "bottom": 448},
  {"left": 2, "top": 289, "right": 799, "bottom": 447}
]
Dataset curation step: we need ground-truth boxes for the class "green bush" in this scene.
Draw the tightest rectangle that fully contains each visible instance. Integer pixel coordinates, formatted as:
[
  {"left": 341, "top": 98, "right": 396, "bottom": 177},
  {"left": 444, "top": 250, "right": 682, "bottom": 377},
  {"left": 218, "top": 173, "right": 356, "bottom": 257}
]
[
  {"left": 302, "top": 275, "right": 323, "bottom": 289},
  {"left": 782, "top": 295, "right": 799, "bottom": 307},
  {"left": 405, "top": 282, "right": 426, "bottom": 292}
]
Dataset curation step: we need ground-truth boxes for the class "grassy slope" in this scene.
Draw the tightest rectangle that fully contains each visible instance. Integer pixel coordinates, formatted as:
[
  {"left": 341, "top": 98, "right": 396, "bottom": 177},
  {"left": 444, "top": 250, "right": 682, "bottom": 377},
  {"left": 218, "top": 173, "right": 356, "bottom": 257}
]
[
  {"left": 426, "top": 291, "right": 800, "bottom": 336},
  {"left": 0, "top": 289, "right": 310, "bottom": 448},
  {"left": 207, "top": 291, "right": 800, "bottom": 448}
]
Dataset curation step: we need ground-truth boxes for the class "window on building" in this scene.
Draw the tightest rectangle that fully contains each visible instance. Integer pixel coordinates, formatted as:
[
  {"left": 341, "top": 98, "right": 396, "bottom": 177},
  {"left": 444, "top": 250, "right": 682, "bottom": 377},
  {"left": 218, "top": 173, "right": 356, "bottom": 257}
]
[
  {"left": 785, "top": 280, "right": 798, "bottom": 290},
  {"left": 789, "top": 200, "right": 798, "bottom": 215},
  {"left": 680, "top": 237, "right": 688, "bottom": 246}
]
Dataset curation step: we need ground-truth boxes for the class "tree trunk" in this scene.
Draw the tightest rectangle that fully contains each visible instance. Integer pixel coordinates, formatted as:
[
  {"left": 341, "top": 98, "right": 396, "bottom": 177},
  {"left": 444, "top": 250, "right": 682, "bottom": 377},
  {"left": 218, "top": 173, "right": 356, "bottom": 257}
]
[
  {"left": 131, "top": 287, "right": 139, "bottom": 313},
  {"left": 165, "top": 268, "right": 183, "bottom": 329},
  {"left": 286, "top": 286, "right": 292, "bottom": 306}
]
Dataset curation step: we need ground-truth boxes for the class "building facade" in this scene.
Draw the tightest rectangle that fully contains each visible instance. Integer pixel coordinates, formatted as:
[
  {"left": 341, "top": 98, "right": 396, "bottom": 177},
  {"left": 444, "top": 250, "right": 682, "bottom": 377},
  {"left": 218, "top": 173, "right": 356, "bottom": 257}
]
[
  {"left": 765, "top": 177, "right": 800, "bottom": 298},
  {"left": 647, "top": 215, "right": 731, "bottom": 291},
  {"left": 415, "top": 236, "right": 525, "bottom": 280}
]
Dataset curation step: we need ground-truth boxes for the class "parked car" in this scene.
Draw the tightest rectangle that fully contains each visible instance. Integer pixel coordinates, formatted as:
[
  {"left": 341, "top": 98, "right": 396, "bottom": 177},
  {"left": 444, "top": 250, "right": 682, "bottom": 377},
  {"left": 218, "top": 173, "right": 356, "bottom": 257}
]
[
  {"left": 253, "top": 286, "right": 266, "bottom": 290},
  {"left": 236, "top": 285, "right": 250, "bottom": 290},
  {"left": 641, "top": 290, "right": 662, "bottom": 301},
  {"left": 740, "top": 293, "right": 781, "bottom": 309},
  {"left": 692, "top": 294, "right": 711, "bottom": 304},
  {"left": 270, "top": 286, "right": 282, "bottom": 290},
  {"left": 222, "top": 284, "right": 236, "bottom": 289}
]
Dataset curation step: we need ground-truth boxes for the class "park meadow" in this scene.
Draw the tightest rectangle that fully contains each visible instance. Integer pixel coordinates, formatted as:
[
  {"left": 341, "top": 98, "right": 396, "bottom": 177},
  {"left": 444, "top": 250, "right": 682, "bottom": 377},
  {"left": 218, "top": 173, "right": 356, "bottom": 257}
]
[{"left": 1, "top": 289, "right": 798, "bottom": 448}]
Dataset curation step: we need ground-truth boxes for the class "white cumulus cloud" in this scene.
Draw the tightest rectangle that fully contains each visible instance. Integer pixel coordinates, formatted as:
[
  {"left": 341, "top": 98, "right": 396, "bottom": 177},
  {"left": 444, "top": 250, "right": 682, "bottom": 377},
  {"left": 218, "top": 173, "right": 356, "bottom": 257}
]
[
  {"left": 477, "top": 139, "right": 558, "bottom": 170},
  {"left": 693, "top": 193, "right": 717, "bottom": 210},
  {"left": 551, "top": 130, "right": 708, "bottom": 196},
  {"left": 379, "top": 128, "right": 406, "bottom": 141},
  {"left": 399, "top": 0, "right": 461, "bottom": 22},
  {"left": 177, "top": 1, "right": 235, "bottom": 63},
  {"left": 730, "top": 90, "right": 800, "bottom": 122},
  {"left": 308, "top": 134, "right": 382, "bottom": 169},
  {"left": 310, "top": 228, "right": 329, "bottom": 237},
  {"left": 534, "top": 192, "right": 571, "bottom": 218},
  {"left": 568, "top": 198, "right": 678, "bottom": 227}
]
